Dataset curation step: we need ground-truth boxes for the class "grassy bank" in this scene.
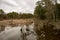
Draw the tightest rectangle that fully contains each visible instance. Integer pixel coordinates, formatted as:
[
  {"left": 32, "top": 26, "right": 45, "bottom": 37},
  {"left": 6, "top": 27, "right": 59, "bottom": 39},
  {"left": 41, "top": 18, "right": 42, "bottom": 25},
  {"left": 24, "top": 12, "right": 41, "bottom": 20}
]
[{"left": 0, "top": 19, "right": 33, "bottom": 26}]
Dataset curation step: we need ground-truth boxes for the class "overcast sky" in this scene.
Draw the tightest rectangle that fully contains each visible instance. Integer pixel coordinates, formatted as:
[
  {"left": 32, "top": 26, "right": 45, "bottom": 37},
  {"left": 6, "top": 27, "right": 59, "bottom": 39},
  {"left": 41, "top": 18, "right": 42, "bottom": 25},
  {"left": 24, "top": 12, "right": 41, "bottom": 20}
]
[
  {"left": 0, "top": 0, "right": 60, "bottom": 14},
  {"left": 0, "top": 0, "right": 38, "bottom": 13}
]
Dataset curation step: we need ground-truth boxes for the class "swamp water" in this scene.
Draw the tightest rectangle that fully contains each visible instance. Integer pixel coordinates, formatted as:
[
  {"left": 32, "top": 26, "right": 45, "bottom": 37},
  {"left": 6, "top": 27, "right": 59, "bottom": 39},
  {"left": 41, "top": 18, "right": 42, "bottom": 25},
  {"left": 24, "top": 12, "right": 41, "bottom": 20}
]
[{"left": 0, "top": 23, "right": 37, "bottom": 40}]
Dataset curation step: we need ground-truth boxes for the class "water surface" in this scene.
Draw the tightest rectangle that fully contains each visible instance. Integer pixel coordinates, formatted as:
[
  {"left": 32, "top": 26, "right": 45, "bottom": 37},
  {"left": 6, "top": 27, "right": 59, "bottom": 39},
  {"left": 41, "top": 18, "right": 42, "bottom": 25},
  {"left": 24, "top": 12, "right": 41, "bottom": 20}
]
[{"left": 0, "top": 23, "right": 37, "bottom": 40}]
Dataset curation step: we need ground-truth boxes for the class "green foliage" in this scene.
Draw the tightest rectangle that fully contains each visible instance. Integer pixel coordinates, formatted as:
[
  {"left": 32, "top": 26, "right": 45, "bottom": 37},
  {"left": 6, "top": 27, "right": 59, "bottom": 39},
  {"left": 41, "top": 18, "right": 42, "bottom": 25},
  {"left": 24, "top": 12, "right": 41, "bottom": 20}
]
[
  {"left": 56, "top": 4, "right": 60, "bottom": 20},
  {"left": 7, "top": 12, "right": 19, "bottom": 19},
  {"left": 0, "top": 9, "right": 33, "bottom": 20},
  {"left": 19, "top": 13, "right": 33, "bottom": 19},
  {"left": 0, "top": 9, "right": 6, "bottom": 20},
  {"left": 54, "top": 3, "right": 60, "bottom": 20},
  {"left": 34, "top": 1, "right": 46, "bottom": 20},
  {"left": 0, "top": 9, "right": 4, "bottom": 14},
  {"left": 7, "top": 12, "right": 33, "bottom": 19}
]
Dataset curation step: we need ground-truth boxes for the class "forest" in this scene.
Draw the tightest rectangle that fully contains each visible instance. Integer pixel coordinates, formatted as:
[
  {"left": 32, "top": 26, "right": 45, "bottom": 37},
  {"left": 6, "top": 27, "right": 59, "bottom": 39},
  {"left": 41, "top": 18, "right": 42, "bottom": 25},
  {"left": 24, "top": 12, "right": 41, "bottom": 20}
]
[{"left": 0, "top": 9, "right": 34, "bottom": 20}]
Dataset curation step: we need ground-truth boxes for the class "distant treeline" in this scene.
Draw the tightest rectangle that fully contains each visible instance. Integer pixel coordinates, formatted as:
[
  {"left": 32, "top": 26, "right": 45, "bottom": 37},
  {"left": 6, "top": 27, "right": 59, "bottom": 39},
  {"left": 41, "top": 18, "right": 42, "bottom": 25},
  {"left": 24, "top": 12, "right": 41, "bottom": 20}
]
[{"left": 0, "top": 9, "right": 34, "bottom": 20}]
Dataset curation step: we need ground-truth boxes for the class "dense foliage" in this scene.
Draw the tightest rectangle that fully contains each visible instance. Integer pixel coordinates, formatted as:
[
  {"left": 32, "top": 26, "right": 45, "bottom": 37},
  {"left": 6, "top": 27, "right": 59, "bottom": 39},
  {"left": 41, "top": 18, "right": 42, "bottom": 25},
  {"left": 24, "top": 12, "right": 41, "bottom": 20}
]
[
  {"left": 56, "top": 4, "right": 60, "bottom": 20},
  {"left": 34, "top": 1, "right": 46, "bottom": 20},
  {"left": 34, "top": 0, "right": 60, "bottom": 21},
  {"left": 34, "top": 0, "right": 60, "bottom": 40},
  {"left": 0, "top": 9, "right": 33, "bottom": 20}
]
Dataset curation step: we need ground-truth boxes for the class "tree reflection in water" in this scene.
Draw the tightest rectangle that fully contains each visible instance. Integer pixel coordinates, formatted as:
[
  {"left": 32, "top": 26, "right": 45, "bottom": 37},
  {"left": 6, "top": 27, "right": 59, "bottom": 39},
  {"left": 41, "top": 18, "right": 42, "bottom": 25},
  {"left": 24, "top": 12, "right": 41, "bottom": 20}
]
[{"left": 0, "top": 25, "right": 5, "bottom": 32}]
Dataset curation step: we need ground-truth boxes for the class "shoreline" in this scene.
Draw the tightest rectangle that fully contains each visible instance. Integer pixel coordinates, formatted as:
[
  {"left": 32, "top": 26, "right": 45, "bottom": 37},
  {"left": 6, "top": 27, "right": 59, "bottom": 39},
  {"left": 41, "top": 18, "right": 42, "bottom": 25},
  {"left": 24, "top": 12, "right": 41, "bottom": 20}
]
[{"left": 0, "top": 19, "right": 33, "bottom": 26}]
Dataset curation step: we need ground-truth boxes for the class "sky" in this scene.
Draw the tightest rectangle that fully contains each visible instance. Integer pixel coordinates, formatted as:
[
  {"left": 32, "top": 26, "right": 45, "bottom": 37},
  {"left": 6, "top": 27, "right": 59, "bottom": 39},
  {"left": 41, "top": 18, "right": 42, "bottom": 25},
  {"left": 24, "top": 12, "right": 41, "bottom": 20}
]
[
  {"left": 0, "top": 0, "right": 60, "bottom": 14},
  {"left": 0, "top": 0, "right": 38, "bottom": 14}
]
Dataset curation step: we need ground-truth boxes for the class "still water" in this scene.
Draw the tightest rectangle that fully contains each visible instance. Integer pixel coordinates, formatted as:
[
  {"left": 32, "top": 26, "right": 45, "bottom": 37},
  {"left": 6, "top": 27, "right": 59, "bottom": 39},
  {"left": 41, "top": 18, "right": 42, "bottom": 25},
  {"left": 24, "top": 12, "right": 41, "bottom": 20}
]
[{"left": 0, "top": 23, "right": 37, "bottom": 40}]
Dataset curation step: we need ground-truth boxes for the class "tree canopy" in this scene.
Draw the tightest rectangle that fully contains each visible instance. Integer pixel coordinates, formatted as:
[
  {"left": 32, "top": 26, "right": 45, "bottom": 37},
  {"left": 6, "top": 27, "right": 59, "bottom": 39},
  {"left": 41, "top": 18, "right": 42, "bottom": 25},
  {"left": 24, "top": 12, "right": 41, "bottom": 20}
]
[{"left": 34, "top": 1, "right": 46, "bottom": 20}]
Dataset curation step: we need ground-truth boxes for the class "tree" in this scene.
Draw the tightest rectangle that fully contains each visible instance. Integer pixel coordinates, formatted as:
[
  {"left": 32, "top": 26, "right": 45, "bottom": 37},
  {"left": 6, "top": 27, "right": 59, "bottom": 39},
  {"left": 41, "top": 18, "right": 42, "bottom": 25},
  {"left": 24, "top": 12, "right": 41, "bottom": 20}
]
[
  {"left": 19, "top": 13, "right": 33, "bottom": 19},
  {"left": 7, "top": 12, "right": 19, "bottom": 19},
  {"left": 0, "top": 9, "right": 6, "bottom": 20},
  {"left": 41, "top": 0, "right": 55, "bottom": 21},
  {"left": 0, "top": 9, "right": 4, "bottom": 14},
  {"left": 34, "top": 1, "right": 46, "bottom": 20},
  {"left": 56, "top": 4, "right": 60, "bottom": 20}
]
